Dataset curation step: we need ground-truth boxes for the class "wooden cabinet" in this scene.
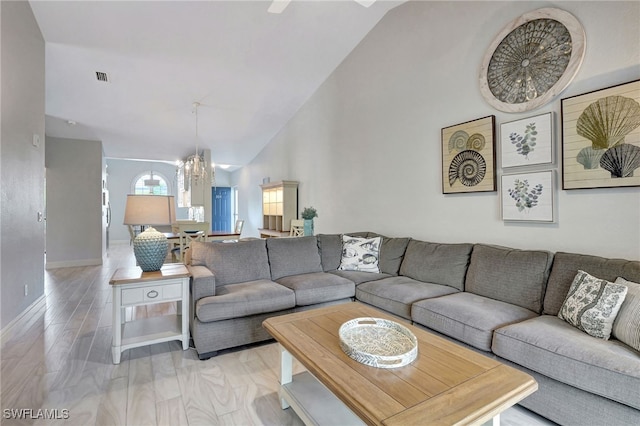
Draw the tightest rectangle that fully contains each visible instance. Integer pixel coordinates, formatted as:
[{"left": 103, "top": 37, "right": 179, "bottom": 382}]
[{"left": 259, "top": 181, "right": 298, "bottom": 237}]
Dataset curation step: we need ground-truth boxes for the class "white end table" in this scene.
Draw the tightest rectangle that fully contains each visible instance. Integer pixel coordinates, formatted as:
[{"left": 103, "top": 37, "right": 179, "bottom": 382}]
[{"left": 109, "top": 264, "right": 190, "bottom": 364}]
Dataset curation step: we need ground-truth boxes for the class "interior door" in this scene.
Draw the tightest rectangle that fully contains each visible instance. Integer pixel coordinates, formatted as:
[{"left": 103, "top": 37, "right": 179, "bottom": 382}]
[{"left": 212, "top": 187, "right": 232, "bottom": 231}]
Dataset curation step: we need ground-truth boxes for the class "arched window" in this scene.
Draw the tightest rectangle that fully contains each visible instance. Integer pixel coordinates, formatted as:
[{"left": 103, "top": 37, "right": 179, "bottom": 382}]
[{"left": 132, "top": 171, "right": 170, "bottom": 195}]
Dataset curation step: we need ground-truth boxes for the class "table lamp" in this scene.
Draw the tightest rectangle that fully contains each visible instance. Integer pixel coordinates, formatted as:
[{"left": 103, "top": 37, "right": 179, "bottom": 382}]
[{"left": 123, "top": 194, "right": 176, "bottom": 272}]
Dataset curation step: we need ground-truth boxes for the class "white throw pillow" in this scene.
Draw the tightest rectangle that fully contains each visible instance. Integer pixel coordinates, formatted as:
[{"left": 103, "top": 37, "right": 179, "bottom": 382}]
[
  {"left": 338, "top": 235, "right": 381, "bottom": 273},
  {"left": 612, "top": 277, "right": 640, "bottom": 351},
  {"left": 558, "top": 270, "right": 628, "bottom": 340}
]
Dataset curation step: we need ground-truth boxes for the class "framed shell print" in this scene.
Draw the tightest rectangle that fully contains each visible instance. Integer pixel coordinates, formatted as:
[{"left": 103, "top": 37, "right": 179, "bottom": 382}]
[
  {"left": 500, "top": 112, "right": 554, "bottom": 168},
  {"left": 501, "top": 170, "right": 554, "bottom": 222},
  {"left": 442, "top": 115, "right": 496, "bottom": 194},
  {"left": 479, "top": 8, "right": 586, "bottom": 113},
  {"left": 561, "top": 80, "right": 640, "bottom": 190}
]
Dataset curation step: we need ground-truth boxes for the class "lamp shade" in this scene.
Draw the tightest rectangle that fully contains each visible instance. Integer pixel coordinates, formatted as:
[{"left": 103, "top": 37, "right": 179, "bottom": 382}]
[
  {"left": 123, "top": 195, "right": 176, "bottom": 272},
  {"left": 123, "top": 195, "right": 176, "bottom": 226}
]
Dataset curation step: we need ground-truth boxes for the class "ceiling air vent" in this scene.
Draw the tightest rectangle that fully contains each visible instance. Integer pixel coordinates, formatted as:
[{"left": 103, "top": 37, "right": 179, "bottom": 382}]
[{"left": 95, "top": 71, "right": 109, "bottom": 82}]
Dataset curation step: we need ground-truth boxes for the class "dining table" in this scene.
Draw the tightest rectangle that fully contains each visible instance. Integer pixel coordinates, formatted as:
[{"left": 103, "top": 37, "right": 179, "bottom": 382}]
[{"left": 164, "top": 231, "right": 241, "bottom": 242}]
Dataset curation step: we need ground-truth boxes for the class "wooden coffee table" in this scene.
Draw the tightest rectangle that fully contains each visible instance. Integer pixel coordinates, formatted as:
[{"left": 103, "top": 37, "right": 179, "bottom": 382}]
[{"left": 263, "top": 302, "right": 537, "bottom": 426}]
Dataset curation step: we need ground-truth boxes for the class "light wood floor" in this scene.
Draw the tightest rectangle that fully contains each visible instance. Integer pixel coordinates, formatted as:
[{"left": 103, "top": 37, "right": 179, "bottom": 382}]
[{"left": 0, "top": 244, "right": 554, "bottom": 425}]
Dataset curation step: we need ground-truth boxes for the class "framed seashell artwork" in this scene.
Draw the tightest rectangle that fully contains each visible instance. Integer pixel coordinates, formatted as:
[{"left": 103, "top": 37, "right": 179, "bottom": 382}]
[
  {"left": 500, "top": 112, "right": 554, "bottom": 168},
  {"left": 501, "top": 170, "right": 555, "bottom": 222},
  {"left": 561, "top": 79, "right": 640, "bottom": 189},
  {"left": 479, "top": 8, "right": 586, "bottom": 113},
  {"left": 442, "top": 115, "right": 496, "bottom": 194}
]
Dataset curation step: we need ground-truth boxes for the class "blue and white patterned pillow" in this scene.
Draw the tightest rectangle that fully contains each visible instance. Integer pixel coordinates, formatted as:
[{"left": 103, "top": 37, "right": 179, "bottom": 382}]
[
  {"left": 558, "top": 270, "right": 628, "bottom": 340},
  {"left": 338, "top": 235, "right": 381, "bottom": 273}
]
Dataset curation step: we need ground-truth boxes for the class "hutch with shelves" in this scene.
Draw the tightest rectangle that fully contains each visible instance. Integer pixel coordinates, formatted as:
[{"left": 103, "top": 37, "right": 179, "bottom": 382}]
[{"left": 259, "top": 180, "right": 298, "bottom": 238}]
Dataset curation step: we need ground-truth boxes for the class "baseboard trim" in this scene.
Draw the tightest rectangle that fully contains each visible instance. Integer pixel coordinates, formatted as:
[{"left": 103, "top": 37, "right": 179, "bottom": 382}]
[
  {"left": 45, "top": 258, "right": 103, "bottom": 269},
  {"left": 0, "top": 294, "right": 46, "bottom": 344}
]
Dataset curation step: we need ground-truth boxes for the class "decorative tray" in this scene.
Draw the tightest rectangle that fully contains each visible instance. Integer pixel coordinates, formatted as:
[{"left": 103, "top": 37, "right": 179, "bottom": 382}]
[{"left": 339, "top": 317, "right": 418, "bottom": 369}]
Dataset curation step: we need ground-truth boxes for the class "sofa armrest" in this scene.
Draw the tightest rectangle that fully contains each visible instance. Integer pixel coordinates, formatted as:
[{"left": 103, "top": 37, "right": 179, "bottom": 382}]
[{"left": 188, "top": 265, "right": 216, "bottom": 300}]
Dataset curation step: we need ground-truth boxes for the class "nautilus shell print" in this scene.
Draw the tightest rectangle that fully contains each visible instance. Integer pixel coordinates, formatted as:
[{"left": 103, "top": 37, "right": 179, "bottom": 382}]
[
  {"left": 448, "top": 130, "right": 469, "bottom": 153},
  {"left": 448, "top": 150, "right": 487, "bottom": 187},
  {"left": 599, "top": 144, "right": 640, "bottom": 178},
  {"left": 466, "top": 133, "right": 486, "bottom": 151},
  {"left": 576, "top": 96, "right": 640, "bottom": 150}
]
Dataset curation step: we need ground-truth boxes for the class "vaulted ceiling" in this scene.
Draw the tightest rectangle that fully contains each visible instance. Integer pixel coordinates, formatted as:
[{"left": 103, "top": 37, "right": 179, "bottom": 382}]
[{"left": 30, "top": 0, "right": 403, "bottom": 168}]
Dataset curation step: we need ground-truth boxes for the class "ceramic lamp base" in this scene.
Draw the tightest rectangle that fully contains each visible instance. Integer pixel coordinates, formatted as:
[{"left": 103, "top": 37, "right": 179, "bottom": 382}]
[{"left": 133, "top": 227, "right": 169, "bottom": 272}]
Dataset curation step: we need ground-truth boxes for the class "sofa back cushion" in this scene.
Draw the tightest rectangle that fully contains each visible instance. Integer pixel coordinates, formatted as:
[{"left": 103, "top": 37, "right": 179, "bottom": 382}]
[
  {"left": 317, "top": 234, "right": 343, "bottom": 272},
  {"left": 267, "top": 236, "right": 323, "bottom": 280},
  {"left": 190, "top": 239, "right": 271, "bottom": 286},
  {"left": 400, "top": 240, "right": 473, "bottom": 291},
  {"left": 543, "top": 252, "right": 640, "bottom": 316},
  {"left": 465, "top": 244, "right": 553, "bottom": 313},
  {"left": 379, "top": 237, "right": 411, "bottom": 275}
]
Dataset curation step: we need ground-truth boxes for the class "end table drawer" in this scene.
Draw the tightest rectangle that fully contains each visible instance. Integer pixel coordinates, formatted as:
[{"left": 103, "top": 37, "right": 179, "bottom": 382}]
[{"left": 121, "top": 283, "right": 183, "bottom": 305}]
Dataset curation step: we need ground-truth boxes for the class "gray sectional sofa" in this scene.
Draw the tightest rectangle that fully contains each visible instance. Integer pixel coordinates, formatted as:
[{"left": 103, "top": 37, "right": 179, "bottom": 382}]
[{"left": 186, "top": 233, "right": 640, "bottom": 425}]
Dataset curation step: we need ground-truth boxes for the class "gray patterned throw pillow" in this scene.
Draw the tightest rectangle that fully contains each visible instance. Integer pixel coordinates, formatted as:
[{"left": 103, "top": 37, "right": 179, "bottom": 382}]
[
  {"left": 558, "top": 270, "right": 628, "bottom": 339},
  {"left": 338, "top": 235, "right": 381, "bottom": 273}
]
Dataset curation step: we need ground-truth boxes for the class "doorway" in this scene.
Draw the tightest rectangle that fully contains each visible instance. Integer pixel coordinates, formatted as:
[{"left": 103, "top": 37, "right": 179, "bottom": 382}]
[{"left": 212, "top": 187, "right": 232, "bottom": 231}]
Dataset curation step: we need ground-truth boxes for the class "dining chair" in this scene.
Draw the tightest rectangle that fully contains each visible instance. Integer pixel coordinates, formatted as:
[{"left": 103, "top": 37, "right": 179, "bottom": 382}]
[
  {"left": 289, "top": 219, "right": 305, "bottom": 237},
  {"left": 234, "top": 219, "right": 244, "bottom": 235},
  {"left": 173, "top": 222, "right": 210, "bottom": 262}
]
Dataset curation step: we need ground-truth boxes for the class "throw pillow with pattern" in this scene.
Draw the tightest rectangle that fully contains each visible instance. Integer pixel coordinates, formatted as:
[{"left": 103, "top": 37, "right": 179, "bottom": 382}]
[
  {"left": 338, "top": 235, "right": 381, "bottom": 273},
  {"left": 558, "top": 270, "right": 628, "bottom": 340}
]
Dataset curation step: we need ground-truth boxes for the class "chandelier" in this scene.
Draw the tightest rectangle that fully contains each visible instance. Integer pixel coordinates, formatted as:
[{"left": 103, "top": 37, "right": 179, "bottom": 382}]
[{"left": 181, "top": 102, "right": 214, "bottom": 189}]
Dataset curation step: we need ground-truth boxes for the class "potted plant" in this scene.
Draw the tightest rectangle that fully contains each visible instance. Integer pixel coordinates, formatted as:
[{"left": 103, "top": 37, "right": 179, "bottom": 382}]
[{"left": 301, "top": 207, "right": 318, "bottom": 236}]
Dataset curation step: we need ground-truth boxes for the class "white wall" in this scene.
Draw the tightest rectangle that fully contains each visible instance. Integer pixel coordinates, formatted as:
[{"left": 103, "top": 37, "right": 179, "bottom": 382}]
[
  {"left": 234, "top": 1, "right": 640, "bottom": 260},
  {"left": 45, "top": 137, "right": 104, "bottom": 268},
  {"left": 0, "top": 1, "right": 46, "bottom": 328}
]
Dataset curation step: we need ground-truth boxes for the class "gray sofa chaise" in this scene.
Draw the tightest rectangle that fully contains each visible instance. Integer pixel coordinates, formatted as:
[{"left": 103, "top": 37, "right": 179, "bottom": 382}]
[{"left": 186, "top": 233, "right": 640, "bottom": 425}]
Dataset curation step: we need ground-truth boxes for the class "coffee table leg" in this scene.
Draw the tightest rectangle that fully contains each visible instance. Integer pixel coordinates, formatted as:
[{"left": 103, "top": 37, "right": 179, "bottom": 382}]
[
  {"left": 483, "top": 413, "right": 500, "bottom": 426},
  {"left": 279, "top": 344, "right": 293, "bottom": 409}
]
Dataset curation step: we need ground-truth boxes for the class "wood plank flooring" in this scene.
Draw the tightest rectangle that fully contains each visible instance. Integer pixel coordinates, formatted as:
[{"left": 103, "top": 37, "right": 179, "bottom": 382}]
[{"left": 0, "top": 244, "right": 554, "bottom": 425}]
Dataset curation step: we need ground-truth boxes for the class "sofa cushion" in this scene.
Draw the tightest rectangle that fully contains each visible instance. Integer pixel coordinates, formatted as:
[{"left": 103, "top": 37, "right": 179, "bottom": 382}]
[
  {"left": 267, "top": 236, "right": 323, "bottom": 280},
  {"left": 317, "top": 234, "right": 342, "bottom": 272},
  {"left": 190, "top": 240, "right": 271, "bottom": 286},
  {"left": 399, "top": 240, "right": 473, "bottom": 291},
  {"left": 195, "top": 279, "right": 295, "bottom": 322},
  {"left": 356, "top": 276, "right": 458, "bottom": 320},
  {"left": 412, "top": 292, "right": 538, "bottom": 351},
  {"left": 379, "top": 237, "right": 410, "bottom": 275},
  {"left": 338, "top": 235, "right": 381, "bottom": 273},
  {"left": 543, "top": 252, "right": 640, "bottom": 316},
  {"left": 558, "top": 270, "right": 628, "bottom": 340},
  {"left": 465, "top": 244, "right": 553, "bottom": 313},
  {"left": 330, "top": 270, "right": 391, "bottom": 285},
  {"left": 613, "top": 277, "right": 640, "bottom": 351},
  {"left": 276, "top": 272, "right": 355, "bottom": 306},
  {"left": 493, "top": 315, "right": 640, "bottom": 410}
]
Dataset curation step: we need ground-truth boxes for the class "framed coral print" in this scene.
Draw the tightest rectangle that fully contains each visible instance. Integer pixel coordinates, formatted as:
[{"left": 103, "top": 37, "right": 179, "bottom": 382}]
[
  {"left": 501, "top": 171, "right": 554, "bottom": 222},
  {"left": 442, "top": 115, "right": 496, "bottom": 194},
  {"left": 500, "top": 112, "right": 553, "bottom": 168},
  {"left": 561, "top": 80, "right": 640, "bottom": 189}
]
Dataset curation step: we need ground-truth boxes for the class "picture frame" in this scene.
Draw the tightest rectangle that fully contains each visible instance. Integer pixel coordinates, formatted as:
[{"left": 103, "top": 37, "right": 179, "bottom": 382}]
[
  {"left": 501, "top": 170, "right": 554, "bottom": 222},
  {"left": 442, "top": 115, "right": 496, "bottom": 194},
  {"left": 500, "top": 112, "right": 553, "bottom": 168},
  {"left": 561, "top": 79, "right": 640, "bottom": 190}
]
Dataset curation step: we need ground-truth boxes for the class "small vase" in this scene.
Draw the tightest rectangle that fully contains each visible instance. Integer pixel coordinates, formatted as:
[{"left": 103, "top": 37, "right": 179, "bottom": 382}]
[{"left": 303, "top": 219, "right": 314, "bottom": 236}]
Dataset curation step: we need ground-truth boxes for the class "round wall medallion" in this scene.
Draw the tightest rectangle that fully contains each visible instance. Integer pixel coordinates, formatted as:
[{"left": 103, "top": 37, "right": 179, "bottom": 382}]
[{"left": 479, "top": 8, "right": 586, "bottom": 113}]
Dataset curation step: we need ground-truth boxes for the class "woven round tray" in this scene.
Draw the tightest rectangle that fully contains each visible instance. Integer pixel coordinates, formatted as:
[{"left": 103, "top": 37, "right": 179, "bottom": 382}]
[{"left": 339, "top": 317, "right": 418, "bottom": 369}]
